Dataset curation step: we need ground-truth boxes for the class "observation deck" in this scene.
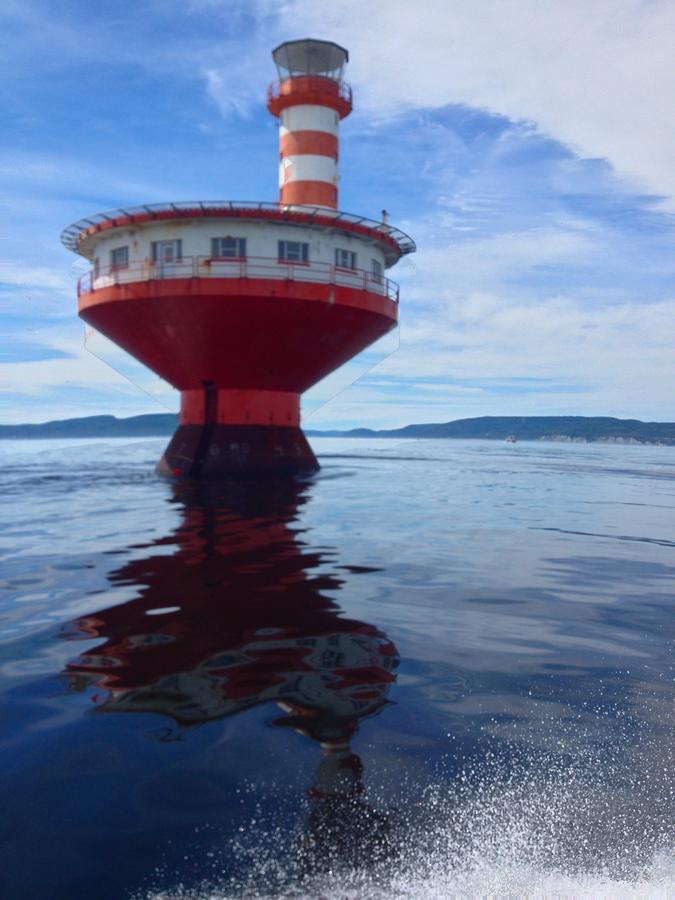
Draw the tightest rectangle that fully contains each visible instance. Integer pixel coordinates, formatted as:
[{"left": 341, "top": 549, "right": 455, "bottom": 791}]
[
  {"left": 267, "top": 77, "right": 353, "bottom": 118},
  {"left": 77, "top": 255, "right": 399, "bottom": 303}
]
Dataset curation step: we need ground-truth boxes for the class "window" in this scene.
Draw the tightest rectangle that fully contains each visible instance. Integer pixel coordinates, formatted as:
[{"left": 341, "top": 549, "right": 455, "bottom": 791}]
[
  {"left": 110, "top": 246, "right": 129, "bottom": 269},
  {"left": 151, "top": 240, "right": 182, "bottom": 262},
  {"left": 371, "top": 258, "right": 383, "bottom": 283},
  {"left": 211, "top": 237, "right": 246, "bottom": 258},
  {"left": 278, "top": 240, "right": 309, "bottom": 263},
  {"left": 335, "top": 248, "right": 357, "bottom": 269}
]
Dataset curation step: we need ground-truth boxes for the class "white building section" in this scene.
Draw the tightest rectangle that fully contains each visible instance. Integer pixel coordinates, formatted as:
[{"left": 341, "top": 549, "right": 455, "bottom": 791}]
[
  {"left": 280, "top": 105, "right": 340, "bottom": 136},
  {"left": 81, "top": 216, "right": 395, "bottom": 300},
  {"left": 279, "top": 155, "right": 338, "bottom": 188}
]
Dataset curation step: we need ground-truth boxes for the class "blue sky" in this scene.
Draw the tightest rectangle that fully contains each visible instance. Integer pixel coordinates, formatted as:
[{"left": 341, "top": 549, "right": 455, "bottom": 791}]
[{"left": 2, "top": 0, "right": 675, "bottom": 427}]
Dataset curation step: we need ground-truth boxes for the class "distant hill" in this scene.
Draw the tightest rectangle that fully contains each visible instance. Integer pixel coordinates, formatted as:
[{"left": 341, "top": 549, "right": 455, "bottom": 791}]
[
  {"left": 0, "top": 414, "right": 178, "bottom": 439},
  {"left": 314, "top": 416, "right": 675, "bottom": 444},
  {"left": 2, "top": 414, "right": 675, "bottom": 444}
]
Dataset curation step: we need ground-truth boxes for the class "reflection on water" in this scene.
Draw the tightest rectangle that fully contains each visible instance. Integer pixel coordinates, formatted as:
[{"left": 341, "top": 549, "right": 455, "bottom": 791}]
[
  {"left": 1, "top": 439, "right": 674, "bottom": 898},
  {"left": 62, "top": 479, "right": 399, "bottom": 875}
]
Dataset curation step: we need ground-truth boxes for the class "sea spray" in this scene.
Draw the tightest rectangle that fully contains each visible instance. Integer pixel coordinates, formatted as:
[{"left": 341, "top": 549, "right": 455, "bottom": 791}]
[{"left": 142, "top": 738, "right": 674, "bottom": 899}]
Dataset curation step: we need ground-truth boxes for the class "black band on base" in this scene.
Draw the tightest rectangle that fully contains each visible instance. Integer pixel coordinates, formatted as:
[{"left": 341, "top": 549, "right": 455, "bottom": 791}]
[{"left": 156, "top": 424, "right": 319, "bottom": 478}]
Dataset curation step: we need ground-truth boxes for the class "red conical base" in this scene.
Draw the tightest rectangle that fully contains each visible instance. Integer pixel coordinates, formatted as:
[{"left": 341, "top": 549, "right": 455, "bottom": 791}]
[
  {"left": 78, "top": 277, "right": 398, "bottom": 479},
  {"left": 156, "top": 424, "right": 319, "bottom": 478}
]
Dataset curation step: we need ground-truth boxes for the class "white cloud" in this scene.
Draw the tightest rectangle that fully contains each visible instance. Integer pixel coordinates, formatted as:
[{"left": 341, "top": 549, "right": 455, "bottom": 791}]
[
  {"left": 0, "top": 345, "right": 175, "bottom": 423},
  {"left": 281, "top": 0, "right": 675, "bottom": 206},
  {"left": 0, "top": 318, "right": 178, "bottom": 421},
  {"left": 0, "top": 355, "right": 140, "bottom": 396},
  {"left": 7, "top": 0, "right": 673, "bottom": 210},
  {"left": 0, "top": 261, "right": 72, "bottom": 294},
  {"left": 204, "top": 67, "right": 262, "bottom": 119},
  {"left": 401, "top": 225, "right": 597, "bottom": 299},
  {"left": 397, "top": 295, "right": 675, "bottom": 408}
]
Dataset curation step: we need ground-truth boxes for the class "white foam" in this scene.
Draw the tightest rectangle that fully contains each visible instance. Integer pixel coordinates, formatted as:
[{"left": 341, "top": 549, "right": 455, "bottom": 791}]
[{"left": 144, "top": 852, "right": 675, "bottom": 899}]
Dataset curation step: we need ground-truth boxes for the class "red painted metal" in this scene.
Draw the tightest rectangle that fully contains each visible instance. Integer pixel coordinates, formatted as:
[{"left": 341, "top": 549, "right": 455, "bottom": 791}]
[
  {"left": 78, "top": 268, "right": 397, "bottom": 475},
  {"left": 267, "top": 76, "right": 353, "bottom": 118},
  {"left": 180, "top": 389, "right": 300, "bottom": 426},
  {"left": 280, "top": 180, "right": 337, "bottom": 207},
  {"left": 280, "top": 131, "right": 338, "bottom": 158},
  {"left": 79, "top": 276, "right": 398, "bottom": 392}
]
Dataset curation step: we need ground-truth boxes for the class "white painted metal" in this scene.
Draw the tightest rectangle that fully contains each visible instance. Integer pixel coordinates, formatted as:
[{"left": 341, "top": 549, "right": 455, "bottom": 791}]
[
  {"left": 89, "top": 219, "right": 387, "bottom": 278},
  {"left": 278, "top": 154, "right": 338, "bottom": 187},
  {"left": 280, "top": 104, "right": 340, "bottom": 136}
]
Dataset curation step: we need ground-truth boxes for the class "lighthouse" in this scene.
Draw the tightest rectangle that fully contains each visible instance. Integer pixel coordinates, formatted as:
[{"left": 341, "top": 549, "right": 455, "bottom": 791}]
[{"left": 61, "top": 39, "right": 415, "bottom": 477}]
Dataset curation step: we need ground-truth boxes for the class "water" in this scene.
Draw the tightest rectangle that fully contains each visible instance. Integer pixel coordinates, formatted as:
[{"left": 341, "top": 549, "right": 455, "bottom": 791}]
[{"left": 0, "top": 437, "right": 673, "bottom": 899}]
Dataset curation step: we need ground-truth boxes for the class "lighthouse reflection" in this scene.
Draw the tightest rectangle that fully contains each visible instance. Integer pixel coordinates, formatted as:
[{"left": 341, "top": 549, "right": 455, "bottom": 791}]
[{"left": 64, "top": 479, "right": 399, "bottom": 869}]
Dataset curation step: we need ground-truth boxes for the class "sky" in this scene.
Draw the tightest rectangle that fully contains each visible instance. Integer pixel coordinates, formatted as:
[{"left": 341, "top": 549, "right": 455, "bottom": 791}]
[{"left": 2, "top": 0, "right": 675, "bottom": 428}]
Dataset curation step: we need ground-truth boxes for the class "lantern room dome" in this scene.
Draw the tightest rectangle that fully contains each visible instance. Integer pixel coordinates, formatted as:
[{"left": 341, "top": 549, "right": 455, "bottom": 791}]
[{"left": 272, "top": 38, "right": 348, "bottom": 81}]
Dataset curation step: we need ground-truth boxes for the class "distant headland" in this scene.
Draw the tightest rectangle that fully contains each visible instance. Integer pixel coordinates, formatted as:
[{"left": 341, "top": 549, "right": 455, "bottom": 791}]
[{"left": 2, "top": 414, "right": 675, "bottom": 445}]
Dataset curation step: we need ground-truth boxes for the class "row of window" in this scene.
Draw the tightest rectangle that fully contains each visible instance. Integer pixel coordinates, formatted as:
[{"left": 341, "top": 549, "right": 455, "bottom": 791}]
[{"left": 107, "top": 239, "right": 384, "bottom": 277}]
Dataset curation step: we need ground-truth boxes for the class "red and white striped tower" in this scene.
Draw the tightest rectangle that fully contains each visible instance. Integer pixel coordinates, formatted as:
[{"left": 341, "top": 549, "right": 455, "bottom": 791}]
[{"left": 268, "top": 40, "right": 352, "bottom": 208}]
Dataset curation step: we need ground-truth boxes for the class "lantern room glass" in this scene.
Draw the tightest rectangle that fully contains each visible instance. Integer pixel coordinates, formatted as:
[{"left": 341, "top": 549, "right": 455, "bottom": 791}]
[{"left": 272, "top": 39, "right": 348, "bottom": 82}]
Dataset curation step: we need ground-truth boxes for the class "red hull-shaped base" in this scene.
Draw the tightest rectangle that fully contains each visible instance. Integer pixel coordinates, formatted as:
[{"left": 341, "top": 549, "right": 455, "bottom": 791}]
[
  {"left": 78, "top": 278, "right": 397, "bottom": 392},
  {"left": 157, "top": 424, "right": 319, "bottom": 478},
  {"left": 78, "top": 276, "right": 397, "bottom": 479}
]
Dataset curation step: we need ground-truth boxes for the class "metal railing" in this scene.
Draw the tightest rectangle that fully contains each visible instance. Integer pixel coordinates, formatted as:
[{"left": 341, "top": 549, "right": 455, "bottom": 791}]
[
  {"left": 61, "top": 201, "right": 416, "bottom": 258},
  {"left": 77, "top": 255, "right": 400, "bottom": 303},
  {"left": 267, "top": 77, "right": 352, "bottom": 105}
]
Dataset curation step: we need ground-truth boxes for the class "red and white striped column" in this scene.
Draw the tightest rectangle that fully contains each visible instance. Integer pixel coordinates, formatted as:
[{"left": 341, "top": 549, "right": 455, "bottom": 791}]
[{"left": 268, "top": 76, "right": 352, "bottom": 208}]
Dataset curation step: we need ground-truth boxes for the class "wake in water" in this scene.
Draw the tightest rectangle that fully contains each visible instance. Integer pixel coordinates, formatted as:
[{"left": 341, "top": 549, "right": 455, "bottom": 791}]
[{"left": 143, "top": 744, "right": 674, "bottom": 899}]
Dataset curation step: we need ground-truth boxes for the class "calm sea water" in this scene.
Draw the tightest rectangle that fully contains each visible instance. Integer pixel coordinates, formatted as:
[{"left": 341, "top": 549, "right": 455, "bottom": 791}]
[{"left": 0, "top": 437, "right": 673, "bottom": 899}]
